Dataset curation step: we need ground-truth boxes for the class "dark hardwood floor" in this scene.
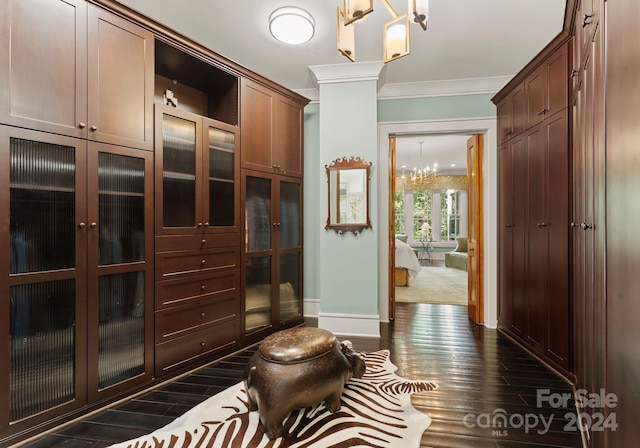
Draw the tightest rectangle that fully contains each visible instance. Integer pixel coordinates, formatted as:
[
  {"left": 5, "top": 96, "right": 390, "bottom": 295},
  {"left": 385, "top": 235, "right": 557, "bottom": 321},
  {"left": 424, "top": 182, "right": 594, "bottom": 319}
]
[{"left": 16, "top": 303, "right": 581, "bottom": 448}]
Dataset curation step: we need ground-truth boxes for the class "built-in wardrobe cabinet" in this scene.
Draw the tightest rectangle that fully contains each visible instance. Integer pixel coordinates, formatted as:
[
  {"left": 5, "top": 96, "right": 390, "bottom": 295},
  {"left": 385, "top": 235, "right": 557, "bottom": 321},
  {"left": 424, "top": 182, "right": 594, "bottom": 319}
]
[
  {"left": 493, "top": 37, "right": 572, "bottom": 378},
  {"left": 240, "top": 78, "right": 304, "bottom": 178},
  {"left": 0, "top": 0, "right": 307, "bottom": 445},
  {"left": 0, "top": 125, "right": 155, "bottom": 438},
  {"left": 154, "top": 103, "right": 242, "bottom": 377},
  {"left": 242, "top": 171, "right": 303, "bottom": 339},
  {"left": 0, "top": 0, "right": 154, "bottom": 151}
]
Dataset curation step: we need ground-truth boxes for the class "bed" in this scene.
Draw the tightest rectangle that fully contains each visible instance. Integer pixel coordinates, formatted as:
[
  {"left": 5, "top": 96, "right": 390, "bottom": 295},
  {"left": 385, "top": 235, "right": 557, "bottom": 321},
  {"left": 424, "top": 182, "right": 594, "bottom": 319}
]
[{"left": 395, "top": 238, "right": 421, "bottom": 286}]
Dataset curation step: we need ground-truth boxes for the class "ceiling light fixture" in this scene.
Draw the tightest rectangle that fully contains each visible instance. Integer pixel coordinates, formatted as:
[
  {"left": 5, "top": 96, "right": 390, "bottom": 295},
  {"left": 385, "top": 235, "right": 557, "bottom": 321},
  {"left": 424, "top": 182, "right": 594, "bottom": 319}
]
[
  {"left": 337, "top": 0, "right": 429, "bottom": 63},
  {"left": 269, "top": 7, "right": 316, "bottom": 45}
]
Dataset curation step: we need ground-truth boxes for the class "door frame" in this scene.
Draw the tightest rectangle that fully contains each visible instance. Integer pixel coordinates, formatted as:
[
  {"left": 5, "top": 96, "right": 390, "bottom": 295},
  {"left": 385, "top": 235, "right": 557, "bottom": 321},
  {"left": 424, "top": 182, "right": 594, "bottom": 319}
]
[{"left": 378, "top": 118, "right": 498, "bottom": 327}]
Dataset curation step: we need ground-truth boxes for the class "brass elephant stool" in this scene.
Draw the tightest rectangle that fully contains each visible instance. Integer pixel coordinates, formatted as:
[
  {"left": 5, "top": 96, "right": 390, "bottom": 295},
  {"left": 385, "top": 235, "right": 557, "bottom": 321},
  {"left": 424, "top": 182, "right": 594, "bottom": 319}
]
[{"left": 244, "top": 327, "right": 367, "bottom": 439}]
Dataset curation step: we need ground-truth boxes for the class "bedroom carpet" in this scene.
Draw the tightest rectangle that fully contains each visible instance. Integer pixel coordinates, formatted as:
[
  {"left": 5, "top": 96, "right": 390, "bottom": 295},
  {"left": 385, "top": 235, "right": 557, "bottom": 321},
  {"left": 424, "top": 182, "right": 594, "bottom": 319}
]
[{"left": 396, "top": 265, "right": 467, "bottom": 305}]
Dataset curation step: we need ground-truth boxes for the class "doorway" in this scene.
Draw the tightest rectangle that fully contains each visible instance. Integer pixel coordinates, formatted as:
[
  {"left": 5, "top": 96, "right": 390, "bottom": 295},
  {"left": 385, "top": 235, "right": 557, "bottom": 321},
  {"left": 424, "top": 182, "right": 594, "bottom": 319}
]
[{"left": 378, "top": 118, "right": 497, "bottom": 326}]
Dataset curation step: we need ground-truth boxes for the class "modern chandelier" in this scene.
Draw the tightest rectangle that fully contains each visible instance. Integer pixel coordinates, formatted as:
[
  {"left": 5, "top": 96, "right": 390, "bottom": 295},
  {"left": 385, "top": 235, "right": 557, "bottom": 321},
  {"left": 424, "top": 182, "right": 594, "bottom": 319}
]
[
  {"left": 337, "top": 0, "right": 429, "bottom": 63},
  {"left": 400, "top": 141, "right": 438, "bottom": 188}
]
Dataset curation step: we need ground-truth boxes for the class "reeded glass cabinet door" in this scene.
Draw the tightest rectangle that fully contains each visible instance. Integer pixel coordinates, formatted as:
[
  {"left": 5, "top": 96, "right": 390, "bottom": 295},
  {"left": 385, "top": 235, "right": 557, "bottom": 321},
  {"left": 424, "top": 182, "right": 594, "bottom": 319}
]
[
  {"left": 1, "top": 127, "right": 87, "bottom": 427},
  {"left": 278, "top": 180, "right": 302, "bottom": 322},
  {"left": 87, "top": 144, "right": 153, "bottom": 399},
  {"left": 155, "top": 105, "right": 201, "bottom": 234},
  {"left": 244, "top": 175, "right": 273, "bottom": 333},
  {"left": 204, "top": 119, "right": 239, "bottom": 232}
]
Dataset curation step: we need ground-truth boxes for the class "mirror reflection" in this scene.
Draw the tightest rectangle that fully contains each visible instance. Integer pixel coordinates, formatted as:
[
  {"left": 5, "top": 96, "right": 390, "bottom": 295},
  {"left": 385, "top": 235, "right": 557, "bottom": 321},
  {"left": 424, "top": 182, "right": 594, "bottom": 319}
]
[{"left": 325, "top": 157, "right": 372, "bottom": 234}]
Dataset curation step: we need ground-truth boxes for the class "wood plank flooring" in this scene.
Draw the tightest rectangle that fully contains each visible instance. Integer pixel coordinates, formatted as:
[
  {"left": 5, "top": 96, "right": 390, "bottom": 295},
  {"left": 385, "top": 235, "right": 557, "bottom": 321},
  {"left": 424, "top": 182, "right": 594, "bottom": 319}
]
[{"left": 15, "top": 303, "right": 582, "bottom": 448}]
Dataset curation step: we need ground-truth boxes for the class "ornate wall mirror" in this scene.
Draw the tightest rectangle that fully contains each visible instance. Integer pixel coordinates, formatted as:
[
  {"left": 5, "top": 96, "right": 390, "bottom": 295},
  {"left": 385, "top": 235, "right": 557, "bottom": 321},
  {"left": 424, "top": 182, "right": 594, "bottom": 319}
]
[{"left": 325, "top": 157, "right": 372, "bottom": 234}]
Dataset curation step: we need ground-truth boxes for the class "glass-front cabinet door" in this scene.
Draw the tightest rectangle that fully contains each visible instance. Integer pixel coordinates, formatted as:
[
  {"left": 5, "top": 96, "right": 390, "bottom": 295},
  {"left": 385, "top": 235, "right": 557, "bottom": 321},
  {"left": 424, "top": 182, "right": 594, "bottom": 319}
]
[
  {"left": 278, "top": 180, "right": 302, "bottom": 322},
  {"left": 243, "top": 173, "right": 302, "bottom": 336},
  {"left": 155, "top": 104, "right": 239, "bottom": 236},
  {"left": 86, "top": 143, "right": 153, "bottom": 401},
  {"left": 0, "top": 126, "right": 88, "bottom": 434}
]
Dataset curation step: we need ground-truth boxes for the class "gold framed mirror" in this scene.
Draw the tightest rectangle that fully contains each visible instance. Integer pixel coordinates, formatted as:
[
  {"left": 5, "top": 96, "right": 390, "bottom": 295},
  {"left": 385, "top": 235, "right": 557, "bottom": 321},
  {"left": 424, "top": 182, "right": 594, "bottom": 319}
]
[{"left": 325, "top": 156, "right": 372, "bottom": 234}]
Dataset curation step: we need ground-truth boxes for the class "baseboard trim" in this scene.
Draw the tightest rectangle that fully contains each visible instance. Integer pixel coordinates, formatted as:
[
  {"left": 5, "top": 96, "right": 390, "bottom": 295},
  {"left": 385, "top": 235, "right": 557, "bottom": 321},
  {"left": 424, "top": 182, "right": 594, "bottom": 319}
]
[
  {"left": 317, "top": 311, "right": 381, "bottom": 338},
  {"left": 303, "top": 299, "right": 321, "bottom": 318}
]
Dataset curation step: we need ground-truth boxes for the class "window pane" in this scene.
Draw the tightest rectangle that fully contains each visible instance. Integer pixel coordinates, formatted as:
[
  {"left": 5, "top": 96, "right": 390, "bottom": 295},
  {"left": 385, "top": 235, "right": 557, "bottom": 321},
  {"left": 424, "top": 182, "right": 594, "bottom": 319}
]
[{"left": 10, "top": 138, "right": 75, "bottom": 273}]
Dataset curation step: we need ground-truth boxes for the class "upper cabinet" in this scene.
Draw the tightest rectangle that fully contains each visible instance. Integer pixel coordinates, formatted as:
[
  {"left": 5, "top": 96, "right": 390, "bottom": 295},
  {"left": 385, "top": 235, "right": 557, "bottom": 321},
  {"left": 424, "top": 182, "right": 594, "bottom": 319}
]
[
  {"left": 155, "top": 104, "right": 240, "bottom": 236},
  {"left": 240, "top": 78, "right": 304, "bottom": 178},
  {"left": 497, "top": 83, "right": 525, "bottom": 145},
  {"left": 525, "top": 44, "right": 569, "bottom": 129},
  {"left": 0, "top": 0, "right": 154, "bottom": 151}
]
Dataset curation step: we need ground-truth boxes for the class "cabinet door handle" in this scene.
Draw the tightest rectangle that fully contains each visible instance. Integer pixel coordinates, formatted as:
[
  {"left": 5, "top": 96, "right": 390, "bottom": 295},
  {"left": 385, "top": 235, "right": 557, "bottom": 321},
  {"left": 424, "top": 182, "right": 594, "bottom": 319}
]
[
  {"left": 583, "top": 14, "right": 592, "bottom": 28},
  {"left": 201, "top": 259, "right": 206, "bottom": 266},
  {"left": 504, "top": 224, "right": 513, "bottom": 228},
  {"left": 90, "top": 222, "right": 97, "bottom": 229},
  {"left": 201, "top": 285, "right": 205, "bottom": 291},
  {"left": 570, "top": 222, "right": 579, "bottom": 228},
  {"left": 197, "top": 222, "right": 203, "bottom": 228},
  {"left": 200, "top": 312, "right": 205, "bottom": 318},
  {"left": 90, "top": 125, "right": 97, "bottom": 131},
  {"left": 201, "top": 239, "right": 206, "bottom": 245},
  {"left": 571, "top": 69, "right": 578, "bottom": 79},
  {"left": 78, "top": 222, "right": 86, "bottom": 229},
  {"left": 200, "top": 342, "right": 205, "bottom": 348},
  {"left": 78, "top": 122, "right": 86, "bottom": 129},
  {"left": 581, "top": 222, "right": 593, "bottom": 230},
  {"left": 204, "top": 222, "right": 209, "bottom": 227}
]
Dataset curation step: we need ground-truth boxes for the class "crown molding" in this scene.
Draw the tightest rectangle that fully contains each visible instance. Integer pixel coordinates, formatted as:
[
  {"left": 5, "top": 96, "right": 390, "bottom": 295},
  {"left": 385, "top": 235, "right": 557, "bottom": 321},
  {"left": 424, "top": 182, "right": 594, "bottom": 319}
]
[
  {"left": 298, "top": 75, "right": 513, "bottom": 104},
  {"left": 309, "top": 61, "right": 385, "bottom": 84}
]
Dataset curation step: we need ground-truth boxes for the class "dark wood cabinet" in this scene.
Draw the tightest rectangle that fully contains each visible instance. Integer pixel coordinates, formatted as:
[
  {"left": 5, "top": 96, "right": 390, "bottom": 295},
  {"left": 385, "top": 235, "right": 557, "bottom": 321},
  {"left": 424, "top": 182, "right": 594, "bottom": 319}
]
[
  {"left": 525, "top": 44, "right": 568, "bottom": 129},
  {"left": 494, "top": 39, "right": 572, "bottom": 377},
  {"left": 154, "top": 103, "right": 242, "bottom": 377},
  {"left": 87, "top": 5, "right": 154, "bottom": 150},
  {"left": 0, "top": 0, "right": 154, "bottom": 150},
  {"left": 0, "top": 0, "right": 306, "bottom": 444},
  {"left": 154, "top": 104, "right": 240, "bottom": 237},
  {"left": 242, "top": 171, "right": 303, "bottom": 338},
  {"left": 497, "top": 84, "right": 525, "bottom": 145},
  {"left": 0, "top": 125, "right": 155, "bottom": 437},
  {"left": 240, "top": 78, "right": 304, "bottom": 178}
]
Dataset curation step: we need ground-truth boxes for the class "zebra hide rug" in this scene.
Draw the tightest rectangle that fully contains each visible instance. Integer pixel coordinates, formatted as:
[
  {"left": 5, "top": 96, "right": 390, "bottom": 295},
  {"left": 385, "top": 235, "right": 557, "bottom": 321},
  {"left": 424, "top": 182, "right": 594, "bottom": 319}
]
[{"left": 107, "top": 349, "right": 438, "bottom": 448}]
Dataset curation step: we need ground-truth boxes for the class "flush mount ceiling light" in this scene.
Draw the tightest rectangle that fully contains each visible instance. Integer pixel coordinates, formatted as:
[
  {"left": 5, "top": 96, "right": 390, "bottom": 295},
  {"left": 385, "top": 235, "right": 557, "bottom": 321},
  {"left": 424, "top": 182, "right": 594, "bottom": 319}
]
[
  {"left": 338, "top": 0, "right": 429, "bottom": 63},
  {"left": 269, "top": 7, "right": 316, "bottom": 45}
]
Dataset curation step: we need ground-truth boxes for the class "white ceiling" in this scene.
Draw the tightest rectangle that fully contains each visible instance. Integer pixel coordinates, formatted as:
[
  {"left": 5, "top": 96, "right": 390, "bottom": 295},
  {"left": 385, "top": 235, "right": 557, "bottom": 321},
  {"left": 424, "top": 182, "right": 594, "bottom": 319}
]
[{"left": 114, "top": 0, "right": 567, "bottom": 171}]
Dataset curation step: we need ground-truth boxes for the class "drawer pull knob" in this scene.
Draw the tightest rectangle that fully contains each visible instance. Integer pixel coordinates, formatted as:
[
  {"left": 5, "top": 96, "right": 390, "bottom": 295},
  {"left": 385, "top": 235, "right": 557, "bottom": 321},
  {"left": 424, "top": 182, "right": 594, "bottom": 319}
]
[
  {"left": 201, "top": 239, "right": 206, "bottom": 245},
  {"left": 200, "top": 342, "right": 205, "bottom": 347},
  {"left": 201, "top": 259, "right": 206, "bottom": 265},
  {"left": 201, "top": 285, "right": 205, "bottom": 291},
  {"left": 201, "top": 312, "right": 205, "bottom": 318},
  {"left": 79, "top": 122, "right": 86, "bottom": 129},
  {"left": 90, "top": 125, "right": 97, "bottom": 131}
]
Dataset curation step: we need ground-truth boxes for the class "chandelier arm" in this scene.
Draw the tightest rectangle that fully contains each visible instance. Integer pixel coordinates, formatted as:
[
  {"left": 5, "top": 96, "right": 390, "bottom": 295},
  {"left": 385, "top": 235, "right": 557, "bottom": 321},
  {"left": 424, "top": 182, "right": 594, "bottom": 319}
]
[{"left": 380, "top": 0, "right": 399, "bottom": 19}]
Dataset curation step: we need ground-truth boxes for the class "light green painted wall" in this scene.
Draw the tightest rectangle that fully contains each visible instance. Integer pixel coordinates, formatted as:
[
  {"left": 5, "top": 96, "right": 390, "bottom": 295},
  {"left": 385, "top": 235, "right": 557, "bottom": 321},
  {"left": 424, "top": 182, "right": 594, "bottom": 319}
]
[
  {"left": 303, "top": 103, "right": 320, "bottom": 302},
  {"left": 378, "top": 94, "right": 496, "bottom": 122},
  {"left": 303, "top": 92, "right": 495, "bottom": 316},
  {"left": 317, "top": 80, "right": 379, "bottom": 316}
]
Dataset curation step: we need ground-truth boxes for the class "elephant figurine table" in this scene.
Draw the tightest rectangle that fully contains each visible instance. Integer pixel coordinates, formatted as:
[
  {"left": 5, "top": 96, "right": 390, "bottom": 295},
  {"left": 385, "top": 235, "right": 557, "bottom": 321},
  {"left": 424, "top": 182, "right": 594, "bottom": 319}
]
[{"left": 244, "top": 326, "right": 367, "bottom": 440}]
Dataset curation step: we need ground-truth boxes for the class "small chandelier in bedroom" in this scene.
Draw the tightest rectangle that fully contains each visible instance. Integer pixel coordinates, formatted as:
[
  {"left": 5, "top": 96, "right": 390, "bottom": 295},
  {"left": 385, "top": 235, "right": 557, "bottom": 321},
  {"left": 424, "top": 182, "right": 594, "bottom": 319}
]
[
  {"left": 401, "top": 141, "right": 438, "bottom": 188},
  {"left": 337, "top": 0, "right": 429, "bottom": 63}
]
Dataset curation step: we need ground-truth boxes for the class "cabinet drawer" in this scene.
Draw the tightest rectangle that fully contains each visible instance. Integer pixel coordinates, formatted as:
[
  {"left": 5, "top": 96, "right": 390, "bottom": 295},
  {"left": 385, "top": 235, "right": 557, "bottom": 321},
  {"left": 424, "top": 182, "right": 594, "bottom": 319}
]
[
  {"left": 155, "top": 270, "right": 240, "bottom": 309},
  {"left": 155, "top": 319, "right": 240, "bottom": 375},
  {"left": 155, "top": 233, "right": 239, "bottom": 252},
  {"left": 155, "top": 294, "right": 241, "bottom": 342},
  {"left": 156, "top": 247, "right": 239, "bottom": 279}
]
